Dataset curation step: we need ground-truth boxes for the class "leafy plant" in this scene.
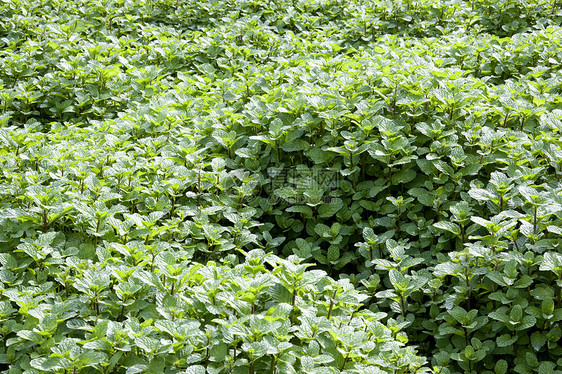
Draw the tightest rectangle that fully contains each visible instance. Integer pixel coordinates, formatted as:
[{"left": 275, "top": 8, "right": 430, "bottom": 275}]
[{"left": 2, "top": 0, "right": 562, "bottom": 373}]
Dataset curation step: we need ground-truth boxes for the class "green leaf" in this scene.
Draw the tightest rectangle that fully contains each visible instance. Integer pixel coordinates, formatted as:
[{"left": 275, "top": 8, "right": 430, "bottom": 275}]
[
  {"left": 460, "top": 163, "right": 482, "bottom": 176},
  {"left": 510, "top": 305, "right": 523, "bottom": 322},
  {"left": 531, "top": 331, "right": 547, "bottom": 351},
  {"left": 542, "top": 298, "right": 555, "bottom": 315},
  {"left": 294, "top": 238, "right": 312, "bottom": 258},
  {"left": 448, "top": 306, "right": 467, "bottom": 324},
  {"left": 495, "top": 359, "right": 508, "bottom": 374},
  {"left": 538, "top": 361, "right": 555, "bottom": 374},
  {"left": 126, "top": 364, "right": 148, "bottom": 374},
  {"left": 185, "top": 366, "right": 206, "bottom": 374},
  {"left": 487, "top": 271, "right": 509, "bottom": 287},
  {"left": 416, "top": 159, "right": 435, "bottom": 175},
  {"left": 433, "top": 221, "right": 461, "bottom": 236},
  {"left": 496, "top": 334, "right": 518, "bottom": 347},
  {"left": 540, "top": 252, "right": 562, "bottom": 273},
  {"left": 434, "top": 262, "right": 464, "bottom": 276},
  {"left": 77, "top": 350, "right": 105, "bottom": 367},
  {"left": 327, "top": 246, "right": 340, "bottom": 263},
  {"left": 392, "top": 168, "right": 417, "bottom": 185},
  {"left": 314, "top": 223, "right": 330, "bottom": 238},
  {"left": 468, "top": 188, "right": 496, "bottom": 201},
  {"left": 389, "top": 270, "right": 406, "bottom": 290},
  {"left": 17, "top": 330, "right": 43, "bottom": 343},
  {"left": 464, "top": 345, "right": 475, "bottom": 359},
  {"left": 518, "top": 315, "right": 536, "bottom": 330},
  {"left": 286, "top": 205, "right": 313, "bottom": 218},
  {"left": 209, "top": 343, "right": 227, "bottom": 362},
  {"left": 250, "top": 135, "right": 277, "bottom": 148},
  {"left": 30, "top": 357, "right": 70, "bottom": 371},
  {"left": 222, "top": 91, "right": 239, "bottom": 101},
  {"left": 318, "top": 198, "right": 343, "bottom": 218},
  {"left": 36, "top": 231, "right": 58, "bottom": 246}
]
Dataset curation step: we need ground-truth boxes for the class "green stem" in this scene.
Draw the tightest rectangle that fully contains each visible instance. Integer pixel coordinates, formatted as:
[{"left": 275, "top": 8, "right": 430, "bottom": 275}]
[
  {"left": 340, "top": 352, "right": 350, "bottom": 371},
  {"left": 558, "top": 272, "right": 562, "bottom": 307},
  {"left": 533, "top": 206, "right": 537, "bottom": 236},
  {"left": 327, "top": 289, "right": 337, "bottom": 319}
]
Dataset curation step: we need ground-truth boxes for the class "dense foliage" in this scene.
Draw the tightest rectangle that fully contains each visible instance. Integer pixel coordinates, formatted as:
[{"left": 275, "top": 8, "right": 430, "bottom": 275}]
[{"left": 2, "top": 0, "right": 562, "bottom": 373}]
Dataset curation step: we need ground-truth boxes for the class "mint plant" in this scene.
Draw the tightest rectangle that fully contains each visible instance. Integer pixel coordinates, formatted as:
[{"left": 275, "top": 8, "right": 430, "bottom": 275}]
[{"left": 2, "top": 0, "right": 562, "bottom": 373}]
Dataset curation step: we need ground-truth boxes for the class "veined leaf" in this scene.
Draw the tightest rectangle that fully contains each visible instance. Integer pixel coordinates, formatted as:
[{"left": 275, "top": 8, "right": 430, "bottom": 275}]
[{"left": 433, "top": 221, "right": 461, "bottom": 236}]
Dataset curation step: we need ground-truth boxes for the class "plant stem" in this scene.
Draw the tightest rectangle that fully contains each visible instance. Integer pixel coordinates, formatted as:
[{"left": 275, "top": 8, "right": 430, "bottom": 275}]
[
  {"left": 327, "top": 289, "right": 337, "bottom": 319},
  {"left": 340, "top": 352, "right": 350, "bottom": 371},
  {"left": 119, "top": 303, "right": 125, "bottom": 322},
  {"left": 249, "top": 357, "right": 254, "bottom": 374},
  {"left": 558, "top": 272, "right": 562, "bottom": 307},
  {"left": 533, "top": 206, "right": 537, "bottom": 236}
]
